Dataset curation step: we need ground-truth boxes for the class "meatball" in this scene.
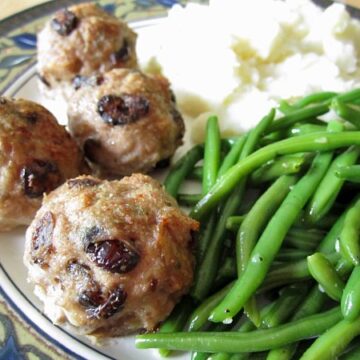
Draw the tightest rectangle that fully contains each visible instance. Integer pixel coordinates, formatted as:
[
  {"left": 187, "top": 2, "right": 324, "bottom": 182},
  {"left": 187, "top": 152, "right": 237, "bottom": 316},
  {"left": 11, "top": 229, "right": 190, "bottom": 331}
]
[
  {"left": 37, "top": 3, "right": 137, "bottom": 99},
  {"left": 0, "top": 97, "right": 86, "bottom": 231},
  {"left": 67, "top": 68, "right": 185, "bottom": 176},
  {"left": 23, "top": 174, "right": 198, "bottom": 337}
]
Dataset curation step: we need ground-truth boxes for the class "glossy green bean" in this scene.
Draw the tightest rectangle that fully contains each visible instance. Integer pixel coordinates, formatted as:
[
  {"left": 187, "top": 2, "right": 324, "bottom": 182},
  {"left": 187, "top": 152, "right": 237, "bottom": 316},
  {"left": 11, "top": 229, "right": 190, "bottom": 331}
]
[
  {"left": 136, "top": 308, "right": 342, "bottom": 353},
  {"left": 196, "top": 213, "right": 216, "bottom": 263},
  {"left": 267, "top": 103, "right": 329, "bottom": 133},
  {"left": 341, "top": 266, "right": 360, "bottom": 320},
  {"left": 300, "top": 317, "right": 360, "bottom": 360},
  {"left": 275, "top": 249, "right": 311, "bottom": 262},
  {"left": 250, "top": 156, "right": 305, "bottom": 184},
  {"left": 284, "top": 228, "right": 325, "bottom": 251},
  {"left": 293, "top": 91, "right": 338, "bottom": 109},
  {"left": 226, "top": 215, "right": 246, "bottom": 232},
  {"left": 186, "top": 282, "right": 234, "bottom": 332},
  {"left": 266, "top": 286, "right": 327, "bottom": 360},
  {"left": 260, "top": 252, "right": 339, "bottom": 292},
  {"left": 340, "top": 197, "right": 360, "bottom": 266},
  {"left": 332, "top": 98, "right": 360, "bottom": 129},
  {"left": 178, "top": 193, "right": 202, "bottom": 207},
  {"left": 192, "top": 110, "right": 274, "bottom": 301},
  {"left": 165, "top": 145, "right": 203, "bottom": 197},
  {"left": 336, "top": 165, "right": 360, "bottom": 183},
  {"left": 260, "top": 284, "right": 308, "bottom": 329},
  {"left": 237, "top": 175, "right": 297, "bottom": 275},
  {"left": 215, "top": 258, "right": 236, "bottom": 286},
  {"left": 307, "top": 252, "right": 345, "bottom": 301},
  {"left": 203, "top": 116, "right": 221, "bottom": 194},
  {"left": 288, "top": 124, "right": 327, "bottom": 137},
  {"left": 210, "top": 151, "right": 332, "bottom": 323},
  {"left": 307, "top": 146, "right": 359, "bottom": 223},
  {"left": 189, "top": 166, "right": 203, "bottom": 181},
  {"left": 191, "top": 131, "right": 360, "bottom": 221},
  {"left": 218, "top": 136, "right": 247, "bottom": 179}
]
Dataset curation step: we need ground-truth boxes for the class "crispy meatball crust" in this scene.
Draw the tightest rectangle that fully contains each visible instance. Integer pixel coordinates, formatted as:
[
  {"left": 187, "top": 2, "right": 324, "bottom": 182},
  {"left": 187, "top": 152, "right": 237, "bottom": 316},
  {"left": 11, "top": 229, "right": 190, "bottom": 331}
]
[
  {"left": 37, "top": 3, "right": 137, "bottom": 98},
  {"left": 67, "top": 68, "right": 185, "bottom": 176},
  {"left": 24, "top": 174, "right": 198, "bottom": 337},
  {"left": 0, "top": 97, "right": 85, "bottom": 231}
]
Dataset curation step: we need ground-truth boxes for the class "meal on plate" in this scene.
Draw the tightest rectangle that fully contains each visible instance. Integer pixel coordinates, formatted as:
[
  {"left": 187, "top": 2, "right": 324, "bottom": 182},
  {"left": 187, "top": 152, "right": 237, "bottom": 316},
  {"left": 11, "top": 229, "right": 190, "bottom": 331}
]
[
  {"left": 0, "top": 97, "right": 86, "bottom": 231},
  {"left": 24, "top": 174, "right": 198, "bottom": 337},
  {"left": 37, "top": 2, "right": 137, "bottom": 99},
  {"left": 1, "top": 0, "right": 359, "bottom": 358},
  {"left": 67, "top": 68, "right": 185, "bottom": 176}
]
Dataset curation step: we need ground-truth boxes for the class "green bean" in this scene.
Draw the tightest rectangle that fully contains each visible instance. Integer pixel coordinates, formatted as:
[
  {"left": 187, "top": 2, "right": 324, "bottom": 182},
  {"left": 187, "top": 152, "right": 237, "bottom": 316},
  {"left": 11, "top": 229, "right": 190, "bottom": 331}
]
[
  {"left": 191, "top": 182, "right": 246, "bottom": 301},
  {"left": 336, "top": 165, "right": 360, "bottom": 183},
  {"left": 192, "top": 352, "right": 209, "bottom": 360},
  {"left": 136, "top": 308, "right": 342, "bottom": 353},
  {"left": 342, "top": 345, "right": 360, "bottom": 360},
  {"left": 237, "top": 175, "right": 297, "bottom": 275},
  {"left": 189, "top": 166, "right": 203, "bottom": 181},
  {"left": 210, "top": 151, "right": 333, "bottom": 323},
  {"left": 275, "top": 249, "right": 311, "bottom": 262},
  {"left": 191, "top": 131, "right": 360, "bottom": 221},
  {"left": 260, "top": 252, "right": 339, "bottom": 292},
  {"left": 278, "top": 100, "right": 295, "bottom": 115},
  {"left": 158, "top": 297, "right": 193, "bottom": 357},
  {"left": 186, "top": 282, "right": 234, "bottom": 332},
  {"left": 288, "top": 124, "right": 327, "bottom": 137},
  {"left": 293, "top": 91, "right": 338, "bottom": 109},
  {"left": 178, "top": 193, "right": 202, "bottom": 207},
  {"left": 332, "top": 98, "right": 360, "bottom": 129},
  {"left": 261, "top": 284, "right": 308, "bottom": 329},
  {"left": 307, "top": 252, "right": 345, "bottom": 301},
  {"left": 203, "top": 116, "right": 221, "bottom": 194},
  {"left": 250, "top": 156, "right": 305, "bottom": 184},
  {"left": 218, "top": 136, "right": 247, "bottom": 179},
  {"left": 196, "top": 213, "right": 216, "bottom": 263},
  {"left": 284, "top": 228, "right": 325, "bottom": 251},
  {"left": 240, "top": 109, "right": 275, "bottom": 160},
  {"left": 341, "top": 266, "right": 360, "bottom": 320},
  {"left": 267, "top": 103, "right": 329, "bottom": 133},
  {"left": 300, "top": 317, "right": 360, "bottom": 360},
  {"left": 226, "top": 215, "right": 246, "bottom": 232},
  {"left": 266, "top": 286, "right": 327, "bottom": 360},
  {"left": 215, "top": 257, "right": 236, "bottom": 286},
  {"left": 165, "top": 145, "right": 203, "bottom": 197},
  {"left": 340, "top": 197, "right": 360, "bottom": 266},
  {"left": 307, "top": 146, "right": 359, "bottom": 223},
  {"left": 192, "top": 110, "right": 275, "bottom": 301}
]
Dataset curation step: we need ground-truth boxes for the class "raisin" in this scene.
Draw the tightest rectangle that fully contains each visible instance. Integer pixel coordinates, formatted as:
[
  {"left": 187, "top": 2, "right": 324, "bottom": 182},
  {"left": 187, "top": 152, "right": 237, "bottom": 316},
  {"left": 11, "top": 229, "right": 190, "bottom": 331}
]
[
  {"left": 86, "top": 239, "right": 140, "bottom": 274},
  {"left": 83, "top": 139, "right": 100, "bottom": 162},
  {"left": 31, "top": 211, "right": 54, "bottom": 266},
  {"left": 155, "top": 158, "right": 171, "bottom": 169},
  {"left": 21, "top": 159, "right": 62, "bottom": 198},
  {"left": 51, "top": 9, "right": 78, "bottom": 36},
  {"left": 110, "top": 40, "right": 130, "bottom": 65},
  {"left": 79, "top": 287, "right": 127, "bottom": 319},
  {"left": 0, "top": 98, "right": 6, "bottom": 105},
  {"left": 24, "top": 111, "right": 38, "bottom": 124},
  {"left": 97, "top": 94, "right": 149, "bottom": 126},
  {"left": 67, "top": 177, "right": 101, "bottom": 189}
]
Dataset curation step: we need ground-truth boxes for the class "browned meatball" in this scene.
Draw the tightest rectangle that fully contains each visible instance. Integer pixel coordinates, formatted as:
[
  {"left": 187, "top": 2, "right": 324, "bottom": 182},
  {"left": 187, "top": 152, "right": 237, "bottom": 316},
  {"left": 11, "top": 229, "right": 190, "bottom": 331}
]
[
  {"left": 67, "top": 68, "right": 185, "bottom": 176},
  {"left": 0, "top": 97, "right": 86, "bottom": 231},
  {"left": 23, "top": 174, "right": 198, "bottom": 337},
  {"left": 37, "top": 3, "right": 137, "bottom": 98}
]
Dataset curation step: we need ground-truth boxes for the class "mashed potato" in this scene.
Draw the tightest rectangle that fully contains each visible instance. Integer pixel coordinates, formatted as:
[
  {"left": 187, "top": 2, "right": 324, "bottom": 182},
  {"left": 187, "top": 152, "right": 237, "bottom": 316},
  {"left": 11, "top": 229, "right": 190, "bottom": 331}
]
[{"left": 137, "top": 0, "right": 360, "bottom": 143}]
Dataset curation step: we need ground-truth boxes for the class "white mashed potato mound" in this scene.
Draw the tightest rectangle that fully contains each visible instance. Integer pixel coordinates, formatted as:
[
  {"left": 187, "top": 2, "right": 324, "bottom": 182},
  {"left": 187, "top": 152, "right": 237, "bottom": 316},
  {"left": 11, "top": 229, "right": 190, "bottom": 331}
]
[{"left": 137, "top": 0, "right": 360, "bottom": 143}]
